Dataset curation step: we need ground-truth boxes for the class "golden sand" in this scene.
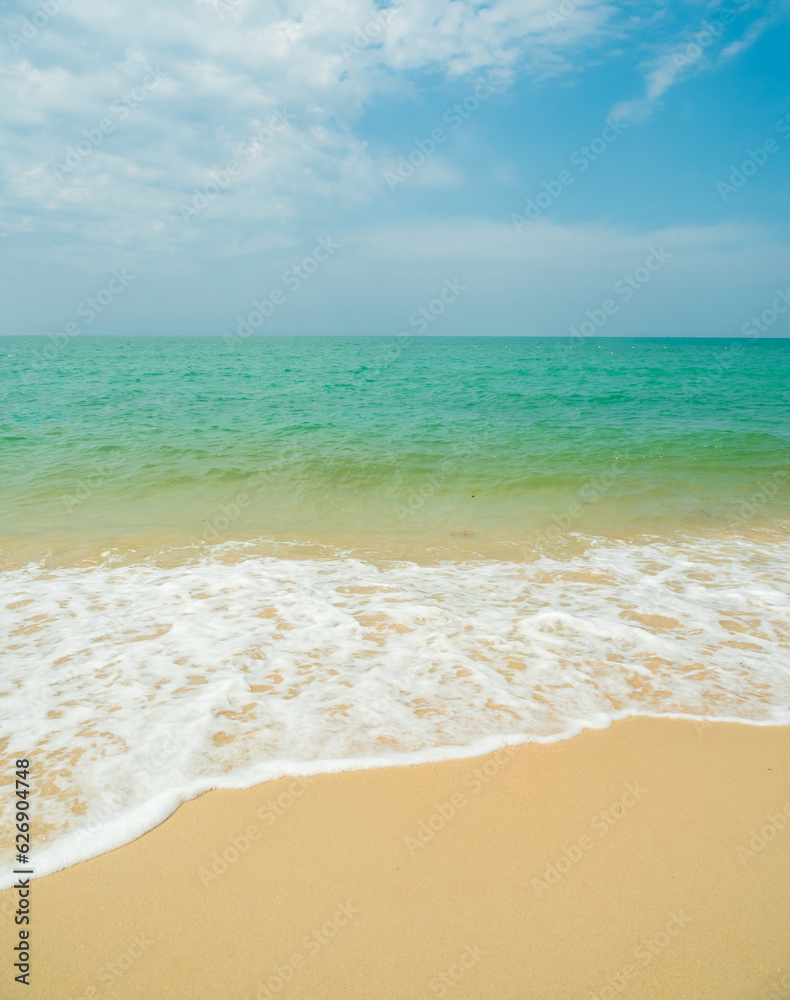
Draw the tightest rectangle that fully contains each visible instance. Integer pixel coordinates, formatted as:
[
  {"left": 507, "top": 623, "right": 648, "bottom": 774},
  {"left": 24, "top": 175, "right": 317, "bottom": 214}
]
[{"left": 2, "top": 717, "right": 789, "bottom": 999}]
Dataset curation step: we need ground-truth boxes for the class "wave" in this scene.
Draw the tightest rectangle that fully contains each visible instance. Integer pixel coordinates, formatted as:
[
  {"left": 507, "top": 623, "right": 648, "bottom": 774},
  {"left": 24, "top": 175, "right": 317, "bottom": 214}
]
[{"left": 2, "top": 531, "right": 789, "bottom": 886}]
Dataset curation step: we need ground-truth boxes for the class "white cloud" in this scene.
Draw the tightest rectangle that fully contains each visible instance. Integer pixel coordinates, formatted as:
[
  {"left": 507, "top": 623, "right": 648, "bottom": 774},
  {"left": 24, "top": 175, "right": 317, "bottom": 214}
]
[
  {"left": 2, "top": 0, "right": 783, "bottom": 272},
  {"left": 0, "top": 0, "right": 618, "bottom": 263},
  {"left": 348, "top": 217, "right": 753, "bottom": 262},
  {"left": 612, "top": 0, "right": 789, "bottom": 123},
  {"left": 318, "top": 217, "right": 790, "bottom": 339}
]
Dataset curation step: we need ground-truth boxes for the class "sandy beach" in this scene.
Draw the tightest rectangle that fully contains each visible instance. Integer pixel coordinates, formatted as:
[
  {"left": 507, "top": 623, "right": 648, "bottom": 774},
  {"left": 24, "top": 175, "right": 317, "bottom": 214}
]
[
  {"left": 4, "top": 0, "right": 790, "bottom": 992},
  {"left": 3, "top": 716, "right": 789, "bottom": 999}
]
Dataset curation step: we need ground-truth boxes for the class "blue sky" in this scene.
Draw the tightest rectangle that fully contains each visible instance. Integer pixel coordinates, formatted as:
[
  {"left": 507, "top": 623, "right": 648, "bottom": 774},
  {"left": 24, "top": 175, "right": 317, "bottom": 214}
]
[{"left": 1, "top": 0, "right": 789, "bottom": 338}]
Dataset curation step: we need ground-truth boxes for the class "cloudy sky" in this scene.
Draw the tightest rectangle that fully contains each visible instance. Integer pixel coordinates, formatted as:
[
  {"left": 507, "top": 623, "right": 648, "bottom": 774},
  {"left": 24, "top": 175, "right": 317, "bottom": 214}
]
[{"left": 1, "top": 0, "right": 789, "bottom": 338}]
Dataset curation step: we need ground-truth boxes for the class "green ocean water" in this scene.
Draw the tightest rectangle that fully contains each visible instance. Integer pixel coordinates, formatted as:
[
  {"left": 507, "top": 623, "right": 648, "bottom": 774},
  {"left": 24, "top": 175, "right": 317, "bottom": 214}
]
[
  {"left": 3, "top": 335, "right": 790, "bottom": 884},
  {"left": 2, "top": 335, "right": 789, "bottom": 563}
]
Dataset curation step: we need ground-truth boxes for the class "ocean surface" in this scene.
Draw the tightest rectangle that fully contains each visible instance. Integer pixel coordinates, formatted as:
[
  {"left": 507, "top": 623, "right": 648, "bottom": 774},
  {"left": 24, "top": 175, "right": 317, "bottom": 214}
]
[{"left": 2, "top": 335, "right": 789, "bottom": 885}]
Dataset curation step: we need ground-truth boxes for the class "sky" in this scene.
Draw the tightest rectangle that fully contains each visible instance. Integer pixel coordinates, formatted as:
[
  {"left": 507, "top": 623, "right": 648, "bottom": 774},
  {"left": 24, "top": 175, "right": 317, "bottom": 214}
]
[{"left": 1, "top": 0, "right": 789, "bottom": 338}]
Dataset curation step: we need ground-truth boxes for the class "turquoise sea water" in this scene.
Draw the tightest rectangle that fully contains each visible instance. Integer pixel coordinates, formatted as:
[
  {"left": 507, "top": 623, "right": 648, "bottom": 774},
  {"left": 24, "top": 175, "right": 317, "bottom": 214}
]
[
  {"left": 2, "top": 336, "right": 789, "bottom": 561},
  {"left": 2, "top": 336, "right": 790, "bottom": 885}
]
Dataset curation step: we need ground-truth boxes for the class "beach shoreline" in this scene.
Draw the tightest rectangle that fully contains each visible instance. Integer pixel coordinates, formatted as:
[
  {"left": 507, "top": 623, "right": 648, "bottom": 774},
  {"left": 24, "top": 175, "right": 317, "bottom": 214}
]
[{"left": 4, "top": 716, "right": 789, "bottom": 999}]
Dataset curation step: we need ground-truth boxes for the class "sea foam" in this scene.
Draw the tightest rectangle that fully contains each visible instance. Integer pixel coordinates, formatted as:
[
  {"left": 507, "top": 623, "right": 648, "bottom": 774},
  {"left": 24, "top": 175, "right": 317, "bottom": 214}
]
[{"left": 2, "top": 532, "right": 789, "bottom": 887}]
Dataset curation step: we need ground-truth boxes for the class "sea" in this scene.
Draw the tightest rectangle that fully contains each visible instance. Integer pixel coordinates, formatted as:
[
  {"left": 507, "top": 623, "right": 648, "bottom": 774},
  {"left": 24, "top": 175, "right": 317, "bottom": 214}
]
[{"left": 1, "top": 335, "right": 789, "bottom": 886}]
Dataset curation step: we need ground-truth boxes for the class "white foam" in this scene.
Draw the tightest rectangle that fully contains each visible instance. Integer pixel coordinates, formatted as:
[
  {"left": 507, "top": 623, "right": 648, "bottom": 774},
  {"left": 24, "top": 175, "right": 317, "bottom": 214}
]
[{"left": 2, "top": 533, "right": 789, "bottom": 887}]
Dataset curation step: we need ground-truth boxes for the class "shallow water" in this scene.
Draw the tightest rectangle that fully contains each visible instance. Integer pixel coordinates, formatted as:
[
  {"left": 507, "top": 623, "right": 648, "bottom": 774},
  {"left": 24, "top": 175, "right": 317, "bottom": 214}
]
[
  {"left": 3, "top": 336, "right": 789, "bottom": 555},
  {"left": 1, "top": 335, "right": 789, "bottom": 885}
]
